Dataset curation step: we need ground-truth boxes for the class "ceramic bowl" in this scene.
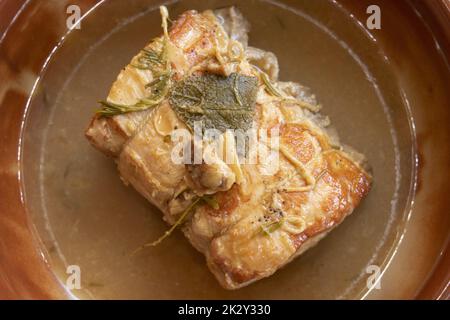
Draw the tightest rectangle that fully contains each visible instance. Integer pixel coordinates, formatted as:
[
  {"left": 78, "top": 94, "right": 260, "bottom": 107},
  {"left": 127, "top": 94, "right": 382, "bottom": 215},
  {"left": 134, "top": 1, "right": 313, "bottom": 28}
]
[{"left": 0, "top": 0, "right": 448, "bottom": 299}]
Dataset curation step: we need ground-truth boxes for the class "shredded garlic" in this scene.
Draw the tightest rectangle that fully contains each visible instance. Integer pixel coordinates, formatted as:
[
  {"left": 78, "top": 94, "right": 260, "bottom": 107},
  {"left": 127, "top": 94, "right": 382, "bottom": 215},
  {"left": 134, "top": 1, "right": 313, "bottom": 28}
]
[
  {"left": 223, "top": 130, "right": 244, "bottom": 184},
  {"left": 282, "top": 215, "right": 306, "bottom": 234},
  {"left": 279, "top": 144, "right": 315, "bottom": 187}
]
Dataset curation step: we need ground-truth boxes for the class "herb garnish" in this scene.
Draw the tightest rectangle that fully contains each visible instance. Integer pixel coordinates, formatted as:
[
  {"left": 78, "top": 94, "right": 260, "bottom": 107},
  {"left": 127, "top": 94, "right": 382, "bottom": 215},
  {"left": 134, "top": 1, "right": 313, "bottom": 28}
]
[
  {"left": 256, "top": 67, "right": 321, "bottom": 113},
  {"left": 169, "top": 73, "right": 258, "bottom": 132},
  {"left": 201, "top": 195, "right": 220, "bottom": 210},
  {"left": 132, "top": 195, "right": 219, "bottom": 253},
  {"left": 131, "top": 47, "right": 165, "bottom": 70},
  {"left": 97, "top": 7, "right": 172, "bottom": 117},
  {"left": 97, "top": 72, "right": 171, "bottom": 116},
  {"left": 260, "top": 71, "right": 283, "bottom": 98},
  {"left": 260, "top": 219, "right": 284, "bottom": 236}
]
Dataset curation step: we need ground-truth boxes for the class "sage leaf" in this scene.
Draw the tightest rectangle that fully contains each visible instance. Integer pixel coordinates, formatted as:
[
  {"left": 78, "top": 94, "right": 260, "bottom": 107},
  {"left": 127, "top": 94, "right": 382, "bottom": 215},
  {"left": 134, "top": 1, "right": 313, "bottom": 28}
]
[{"left": 169, "top": 73, "right": 258, "bottom": 132}]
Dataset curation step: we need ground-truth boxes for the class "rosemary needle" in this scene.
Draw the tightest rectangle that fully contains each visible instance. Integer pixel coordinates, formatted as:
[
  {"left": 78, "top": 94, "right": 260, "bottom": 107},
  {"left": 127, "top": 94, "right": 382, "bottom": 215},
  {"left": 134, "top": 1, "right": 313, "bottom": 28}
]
[
  {"left": 256, "top": 66, "right": 321, "bottom": 112},
  {"left": 131, "top": 194, "right": 222, "bottom": 255},
  {"left": 97, "top": 6, "right": 172, "bottom": 117},
  {"left": 201, "top": 195, "right": 219, "bottom": 210},
  {"left": 131, "top": 197, "right": 201, "bottom": 256},
  {"left": 260, "top": 71, "right": 283, "bottom": 98},
  {"left": 260, "top": 219, "right": 284, "bottom": 236}
]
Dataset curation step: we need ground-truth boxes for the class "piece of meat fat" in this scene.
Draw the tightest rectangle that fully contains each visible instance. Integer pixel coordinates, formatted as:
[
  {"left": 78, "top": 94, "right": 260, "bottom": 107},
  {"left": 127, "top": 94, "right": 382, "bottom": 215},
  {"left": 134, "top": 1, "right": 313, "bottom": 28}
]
[{"left": 213, "top": 7, "right": 250, "bottom": 47}]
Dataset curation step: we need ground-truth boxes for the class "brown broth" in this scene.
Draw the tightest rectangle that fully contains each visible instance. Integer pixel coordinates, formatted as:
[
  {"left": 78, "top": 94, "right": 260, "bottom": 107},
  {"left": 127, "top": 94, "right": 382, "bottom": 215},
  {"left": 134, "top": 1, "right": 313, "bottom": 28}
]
[{"left": 22, "top": 0, "right": 414, "bottom": 299}]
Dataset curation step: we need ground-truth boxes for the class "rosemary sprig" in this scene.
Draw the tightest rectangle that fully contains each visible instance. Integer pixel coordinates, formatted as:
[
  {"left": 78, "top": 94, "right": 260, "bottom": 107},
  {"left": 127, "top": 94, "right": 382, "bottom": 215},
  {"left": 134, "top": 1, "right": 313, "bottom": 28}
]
[
  {"left": 256, "top": 67, "right": 321, "bottom": 112},
  {"left": 97, "top": 100, "right": 154, "bottom": 117},
  {"left": 97, "top": 6, "right": 172, "bottom": 117},
  {"left": 96, "top": 73, "right": 171, "bottom": 117},
  {"left": 131, "top": 47, "right": 164, "bottom": 70},
  {"left": 134, "top": 197, "right": 202, "bottom": 253},
  {"left": 131, "top": 195, "right": 219, "bottom": 254}
]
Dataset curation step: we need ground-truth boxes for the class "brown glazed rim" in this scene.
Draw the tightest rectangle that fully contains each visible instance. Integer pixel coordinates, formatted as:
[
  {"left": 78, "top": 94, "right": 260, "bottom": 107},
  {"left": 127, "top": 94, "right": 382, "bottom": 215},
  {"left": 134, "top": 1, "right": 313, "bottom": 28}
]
[
  {"left": 412, "top": 0, "right": 450, "bottom": 300},
  {"left": 0, "top": 0, "right": 449, "bottom": 299}
]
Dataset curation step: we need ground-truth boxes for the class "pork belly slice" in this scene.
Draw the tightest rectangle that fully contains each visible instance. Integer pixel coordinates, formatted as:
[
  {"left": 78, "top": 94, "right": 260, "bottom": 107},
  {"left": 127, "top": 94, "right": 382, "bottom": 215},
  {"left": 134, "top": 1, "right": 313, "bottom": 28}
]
[
  {"left": 85, "top": 7, "right": 372, "bottom": 290},
  {"left": 117, "top": 102, "right": 188, "bottom": 215},
  {"left": 184, "top": 121, "right": 371, "bottom": 289},
  {"left": 85, "top": 7, "right": 249, "bottom": 157},
  {"left": 207, "top": 150, "right": 370, "bottom": 289}
]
